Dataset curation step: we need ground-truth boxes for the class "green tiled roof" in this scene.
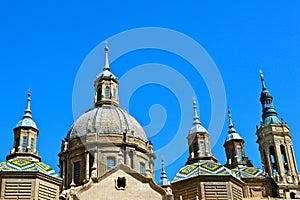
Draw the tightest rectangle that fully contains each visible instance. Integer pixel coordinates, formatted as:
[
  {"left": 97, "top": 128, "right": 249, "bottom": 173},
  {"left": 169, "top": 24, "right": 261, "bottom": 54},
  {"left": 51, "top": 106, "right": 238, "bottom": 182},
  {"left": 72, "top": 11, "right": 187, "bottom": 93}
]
[{"left": 231, "top": 166, "right": 266, "bottom": 178}]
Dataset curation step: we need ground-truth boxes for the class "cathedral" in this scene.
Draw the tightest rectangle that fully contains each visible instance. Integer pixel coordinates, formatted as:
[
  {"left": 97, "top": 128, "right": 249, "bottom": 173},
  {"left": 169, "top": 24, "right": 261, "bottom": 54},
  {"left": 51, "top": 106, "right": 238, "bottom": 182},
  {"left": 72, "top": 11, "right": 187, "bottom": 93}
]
[{"left": 0, "top": 44, "right": 299, "bottom": 200}]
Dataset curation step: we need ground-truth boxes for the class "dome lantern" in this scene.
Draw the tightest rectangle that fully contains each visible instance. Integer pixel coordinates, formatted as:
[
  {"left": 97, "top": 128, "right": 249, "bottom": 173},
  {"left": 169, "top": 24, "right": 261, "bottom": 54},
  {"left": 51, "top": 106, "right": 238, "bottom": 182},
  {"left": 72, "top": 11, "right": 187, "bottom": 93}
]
[{"left": 94, "top": 42, "right": 119, "bottom": 107}]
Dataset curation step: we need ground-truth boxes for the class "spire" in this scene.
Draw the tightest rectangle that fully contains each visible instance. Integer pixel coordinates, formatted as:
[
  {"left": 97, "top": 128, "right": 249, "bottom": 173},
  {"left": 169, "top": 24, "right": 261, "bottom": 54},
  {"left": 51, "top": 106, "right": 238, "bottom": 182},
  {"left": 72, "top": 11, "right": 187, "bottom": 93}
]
[
  {"left": 103, "top": 41, "right": 110, "bottom": 71},
  {"left": 23, "top": 88, "right": 32, "bottom": 119},
  {"left": 15, "top": 89, "right": 38, "bottom": 130},
  {"left": 94, "top": 42, "right": 119, "bottom": 107},
  {"left": 224, "top": 107, "right": 242, "bottom": 143},
  {"left": 227, "top": 107, "right": 236, "bottom": 134},
  {"left": 158, "top": 159, "right": 170, "bottom": 187},
  {"left": 258, "top": 71, "right": 281, "bottom": 126},
  {"left": 161, "top": 159, "right": 166, "bottom": 177},
  {"left": 189, "top": 98, "right": 208, "bottom": 134},
  {"left": 192, "top": 98, "right": 201, "bottom": 125}
]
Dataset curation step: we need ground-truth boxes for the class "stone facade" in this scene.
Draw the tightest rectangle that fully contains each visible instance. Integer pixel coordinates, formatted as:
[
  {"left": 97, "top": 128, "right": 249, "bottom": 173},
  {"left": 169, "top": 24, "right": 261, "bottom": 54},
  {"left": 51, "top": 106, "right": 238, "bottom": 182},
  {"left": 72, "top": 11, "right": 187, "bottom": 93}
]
[{"left": 0, "top": 172, "right": 61, "bottom": 200}]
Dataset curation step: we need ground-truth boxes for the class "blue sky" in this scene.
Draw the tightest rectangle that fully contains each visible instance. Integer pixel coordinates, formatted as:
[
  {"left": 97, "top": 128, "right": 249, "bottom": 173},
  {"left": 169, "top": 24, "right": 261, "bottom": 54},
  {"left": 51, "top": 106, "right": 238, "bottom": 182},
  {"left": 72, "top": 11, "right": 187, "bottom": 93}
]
[{"left": 0, "top": 1, "right": 300, "bottom": 183}]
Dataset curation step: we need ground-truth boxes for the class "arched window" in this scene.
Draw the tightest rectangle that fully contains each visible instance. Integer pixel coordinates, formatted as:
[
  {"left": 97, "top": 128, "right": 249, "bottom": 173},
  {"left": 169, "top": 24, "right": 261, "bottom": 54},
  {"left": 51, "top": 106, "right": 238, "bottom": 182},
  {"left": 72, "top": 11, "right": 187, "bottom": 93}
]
[{"left": 105, "top": 86, "right": 110, "bottom": 98}]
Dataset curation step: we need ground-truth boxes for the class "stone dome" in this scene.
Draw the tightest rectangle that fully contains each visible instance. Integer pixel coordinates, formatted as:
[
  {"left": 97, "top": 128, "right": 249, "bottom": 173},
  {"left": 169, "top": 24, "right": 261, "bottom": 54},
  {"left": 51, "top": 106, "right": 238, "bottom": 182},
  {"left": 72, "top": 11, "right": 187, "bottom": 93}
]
[{"left": 67, "top": 106, "right": 147, "bottom": 142}]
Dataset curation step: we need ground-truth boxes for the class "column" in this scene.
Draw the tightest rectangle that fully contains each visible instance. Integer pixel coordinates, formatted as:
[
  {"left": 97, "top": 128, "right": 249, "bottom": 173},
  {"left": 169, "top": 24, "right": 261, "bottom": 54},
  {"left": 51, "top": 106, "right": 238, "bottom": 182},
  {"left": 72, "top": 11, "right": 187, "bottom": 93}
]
[{"left": 85, "top": 151, "right": 89, "bottom": 181}]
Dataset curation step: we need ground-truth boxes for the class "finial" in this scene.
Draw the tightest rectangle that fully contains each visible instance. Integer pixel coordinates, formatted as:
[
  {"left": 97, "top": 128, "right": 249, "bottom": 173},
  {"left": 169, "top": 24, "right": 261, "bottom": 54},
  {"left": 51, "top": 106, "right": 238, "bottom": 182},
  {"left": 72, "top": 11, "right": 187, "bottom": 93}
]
[
  {"left": 103, "top": 40, "right": 110, "bottom": 71},
  {"left": 228, "top": 106, "right": 233, "bottom": 127},
  {"left": 192, "top": 97, "right": 201, "bottom": 125},
  {"left": 24, "top": 88, "right": 32, "bottom": 119},
  {"left": 259, "top": 69, "right": 267, "bottom": 90}
]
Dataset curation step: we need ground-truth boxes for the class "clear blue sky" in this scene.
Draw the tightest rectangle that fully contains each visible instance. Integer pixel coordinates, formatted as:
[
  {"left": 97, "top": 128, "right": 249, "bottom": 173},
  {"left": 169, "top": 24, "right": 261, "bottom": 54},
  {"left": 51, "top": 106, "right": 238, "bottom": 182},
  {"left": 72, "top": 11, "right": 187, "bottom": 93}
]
[{"left": 0, "top": 1, "right": 300, "bottom": 183}]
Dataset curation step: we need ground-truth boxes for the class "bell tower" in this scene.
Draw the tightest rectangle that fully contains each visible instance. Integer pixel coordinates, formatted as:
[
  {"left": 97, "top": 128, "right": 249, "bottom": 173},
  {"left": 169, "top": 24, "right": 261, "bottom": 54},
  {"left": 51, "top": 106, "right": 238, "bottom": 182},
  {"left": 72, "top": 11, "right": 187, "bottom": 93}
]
[
  {"left": 186, "top": 99, "right": 217, "bottom": 165},
  {"left": 256, "top": 72, "right": 300, "bottom": 197},
  {"left": 7, "top": 90, "right": 41, "bottom": 161},
  {"left": 94, "top": 42, "right": 119, "bottom": 107}
]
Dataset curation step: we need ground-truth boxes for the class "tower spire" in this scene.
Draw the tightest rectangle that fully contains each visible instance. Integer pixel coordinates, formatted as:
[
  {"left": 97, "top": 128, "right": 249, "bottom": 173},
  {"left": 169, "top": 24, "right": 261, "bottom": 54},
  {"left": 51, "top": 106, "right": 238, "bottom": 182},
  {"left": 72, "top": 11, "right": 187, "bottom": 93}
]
[
  {"left": 259, "top": 71, "right": 281, "bottom": 125},
  {"left": 24, "top": 88, "right": 32, "bottom": 119},
  {"left": 8, "top": 90, "right": 40, "bottom": 161},
  {"left": 103, "top": 40, "right": 110, "bottom": 71},
  {"left": 94, "top": 42, "right": 119, "bottom": 107},
  {"left": 224, "top": 106, "right": 253, "bottom": 169},
  {"left": 192, "top": 97, "right": 201, "bottom": 125},
  {"left": 158, "top": 159, "right": 170, "bottom": 187},
  {"left": 227, "top": 107, "right": 236, "bottom": 134}
]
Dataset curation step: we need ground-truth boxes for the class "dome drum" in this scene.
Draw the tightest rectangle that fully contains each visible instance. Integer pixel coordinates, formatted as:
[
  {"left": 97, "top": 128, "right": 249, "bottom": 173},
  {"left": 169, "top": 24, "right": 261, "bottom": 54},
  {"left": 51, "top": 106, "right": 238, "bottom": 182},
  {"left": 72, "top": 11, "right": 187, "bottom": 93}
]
[
  {"left": 67, "top": 133, "right": 151, "bottom": 155},
  {"left": 59, "top": 135, "right": 154, "bottom": 188}
]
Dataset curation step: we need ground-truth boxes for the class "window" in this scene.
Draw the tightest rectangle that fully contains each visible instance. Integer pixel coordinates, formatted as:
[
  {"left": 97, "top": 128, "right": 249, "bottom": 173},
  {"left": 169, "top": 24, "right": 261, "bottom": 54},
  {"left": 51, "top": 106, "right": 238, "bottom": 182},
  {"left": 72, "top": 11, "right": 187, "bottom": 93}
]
[
  {"left": 231, "top": 148, "right": 235, "bottom": 162},
  {"left": 105, "top": 86, "right": 110, "bottom": 98},
  {"left": 280, "top": 145, "right": 288, "bottom": 173},
  {"left": 200, "top": 141, "right": 205, "bottom": 156},
  {"left": 140, "top": 163, "right": 145, "bottom": 175},
  {"left": 193, "top": 142, "right": 198, "bottom": 157},
  {"left": 269, "top": 146, "right": 278, "bottom": 175},
  {"left": 106, "top": 157, "right": 115, "bottom": 171},
  {"left": 237, "top": 147, "right": 242, "bottom": 161},
  {"left": 73, "top": 161, "right": 80, "bottom": 184},
  {"left": 30, "top": 138, "right": 34, "bottom": 152},
  {"left": 116, "top": 177, "right": 126, "bottom": 189},
  {"left": 97, "top": 88, "right": 102, "bottom": 101},
  {"left": 22, "top": 136, "right": 28, "bottom": 152}
]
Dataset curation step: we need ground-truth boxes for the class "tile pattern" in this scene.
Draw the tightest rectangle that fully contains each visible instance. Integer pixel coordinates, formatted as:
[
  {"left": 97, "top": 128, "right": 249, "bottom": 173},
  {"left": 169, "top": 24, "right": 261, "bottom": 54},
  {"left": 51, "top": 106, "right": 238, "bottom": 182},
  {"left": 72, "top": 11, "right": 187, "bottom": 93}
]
[{"left": 0, "top": 158, "right": 60, "bottom": 179}]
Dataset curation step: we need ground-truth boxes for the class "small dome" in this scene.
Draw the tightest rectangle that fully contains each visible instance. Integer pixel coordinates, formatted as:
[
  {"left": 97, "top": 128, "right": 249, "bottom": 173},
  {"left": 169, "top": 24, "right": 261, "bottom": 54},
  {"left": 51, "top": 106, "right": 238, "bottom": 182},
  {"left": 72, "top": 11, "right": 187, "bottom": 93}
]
[
  {"left": 0, "top": 158, "right": 60, "bottom": 179},
  {"left": 225, "top": 132, "right": 243, "bottom": 142},
  {"left": 263, "top": 115, "right": 282, "bottom": 125},
  {"left": 98, "top": 69, "right": 117, "bottom": 80},
  {"left": 68, "top": 106, "right": 147, "bottom": 141},
  {"left": 260, "top": 89, "right": 272, "bottom": 99},
  {"left": 189, "top": 124, "right": 208, "bottom": 134},
  {"left": 173, "top": 161, "right": 231, "bottom": 182},
  {"left": 16, "top": 117, "right": 38, "bottom": 130}
]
